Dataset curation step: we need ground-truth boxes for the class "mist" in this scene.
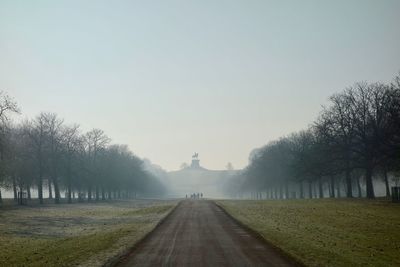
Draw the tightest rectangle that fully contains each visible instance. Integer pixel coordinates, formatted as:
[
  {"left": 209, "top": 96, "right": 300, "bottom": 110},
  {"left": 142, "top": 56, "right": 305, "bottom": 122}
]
[
  {"left": 164, "top": 155, "right": 237, "bottom": 199},
  {"left": 1, "top": 1, "right": 400, "bottom": 266}
]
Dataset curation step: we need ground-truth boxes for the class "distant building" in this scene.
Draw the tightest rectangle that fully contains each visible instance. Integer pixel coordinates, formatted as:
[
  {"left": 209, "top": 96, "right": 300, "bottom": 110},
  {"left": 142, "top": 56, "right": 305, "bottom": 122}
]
[{"left": 165, "top": 153, "right": 238, "bottom": 198}]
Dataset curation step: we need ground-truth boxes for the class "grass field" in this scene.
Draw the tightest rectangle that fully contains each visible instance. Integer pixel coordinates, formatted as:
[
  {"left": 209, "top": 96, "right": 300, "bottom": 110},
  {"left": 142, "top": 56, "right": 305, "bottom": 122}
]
[
  {"left": 218, "top": 199, "right": 400, "bottom": 267},
  {"left": 0, "top": 199, "right": 177, "bottom": 267}
]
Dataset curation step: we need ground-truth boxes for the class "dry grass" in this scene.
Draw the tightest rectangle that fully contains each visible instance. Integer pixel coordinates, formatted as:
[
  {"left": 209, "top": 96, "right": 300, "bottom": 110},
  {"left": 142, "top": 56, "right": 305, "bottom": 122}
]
[
  {"left": 218, "top": 198, "right": 400, "bottom": 267},
  {"left": 0, "top": 199, "right": 177, "bottom": 266}
]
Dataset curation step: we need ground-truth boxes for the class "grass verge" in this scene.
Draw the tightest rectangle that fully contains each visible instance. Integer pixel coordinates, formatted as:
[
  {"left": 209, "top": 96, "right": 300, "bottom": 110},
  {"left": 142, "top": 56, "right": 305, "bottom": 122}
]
[
  {"left": 0, "top": 200, "right": 177, "bottom": 267},
  {"left": 217, "top": 199, "right": 400, "bottom": 267}
]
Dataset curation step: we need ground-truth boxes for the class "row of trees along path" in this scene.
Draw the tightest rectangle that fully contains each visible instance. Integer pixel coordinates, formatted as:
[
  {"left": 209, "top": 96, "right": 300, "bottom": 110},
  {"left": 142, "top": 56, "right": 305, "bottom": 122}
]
[
  {"left": 226, "top": 74, "right": 400, "bottom": 199},
  {"left": 0, "top": 92, "right": 165, "bottom": 204}
]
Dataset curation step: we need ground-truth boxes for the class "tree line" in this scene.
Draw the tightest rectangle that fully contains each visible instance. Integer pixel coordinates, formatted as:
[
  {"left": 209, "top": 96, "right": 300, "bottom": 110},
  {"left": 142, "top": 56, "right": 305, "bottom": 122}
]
[
  {"left": 0, "top": 92, "right": 165, "bottom": 204},
  {"left": 225, "top": 74, "right": 400, "bottom": 199}
]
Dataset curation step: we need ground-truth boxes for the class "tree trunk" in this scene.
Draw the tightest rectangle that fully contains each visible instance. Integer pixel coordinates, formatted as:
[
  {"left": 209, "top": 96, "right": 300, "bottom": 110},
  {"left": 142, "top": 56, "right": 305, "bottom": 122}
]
[
  {"left": 308, "top": 181, "right": 313, "bottom": 199},
  {"left": 314, "top": 182, "right": 318, "bottom": 198},
  {"left": 108, "top": 189, "right": 112, "bottom": 200},
  {"left": 101, "top": 187, "right": 105, "bottom": 201},
  {"left": 330, "top": 176, "right": 335, "bottom": 198},
  {"left": 48, "top": 179, "right": 53, "bottom": 199},
  {"left": 365, "top": 165, "right": 375, "bottom": 199},
  {"left": 318, "top": 178, "right": 323, "bottom": 198},
  {"left": 299, "top": 181, "right": 304, "bottom": 199},
  {"left": 344, "top": 150, "right": 353, "bottom": 198},
  {"left": 27, "top": 185, "right": 31, "bottom": 200},
  {"left": 285, "top": 182, "right": 289, "bottom": 199},
  {"left": 95, "top": 186, "right": 99, "bottom": 201},
  {"left": 67, "top": 181, "right": 72, "bottom": 204},
  {"left": 88, "top": 186, "right": 92, "bottom": 201},
  {"left": 345, "top": 167, "right": 353, "bottom": 198},
  {"left": 0, "top": 189, "right": 2, "bottom": 203},
  {"left": 336, "top": 179, "right": 341, "bottom": 198},
  {"left": 357, "top": 176, "right": 362, "bottom": 198},
  {"left": 279, "top": 185, "right": 283, "bottom": 199},
  {"left": 66, "top": 160, "right": 72, "bottom": 203},
  {"left": 12, "top": 176, "right": 18, "bottom": 201},
  {"left": 38, "top": 176, "right": 44, "bottom": 204},
  {"left": 384, "top": 168, "right": 390, "bottom": 198},
  {"left": 53, "top": 177, "right": 61, "bottom": 204}
]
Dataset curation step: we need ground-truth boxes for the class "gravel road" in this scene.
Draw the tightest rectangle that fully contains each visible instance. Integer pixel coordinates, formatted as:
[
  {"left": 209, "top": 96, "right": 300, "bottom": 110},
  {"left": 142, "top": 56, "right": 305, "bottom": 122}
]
[{"left": 116, "top": 200, "right": 297, "bottom": 267}]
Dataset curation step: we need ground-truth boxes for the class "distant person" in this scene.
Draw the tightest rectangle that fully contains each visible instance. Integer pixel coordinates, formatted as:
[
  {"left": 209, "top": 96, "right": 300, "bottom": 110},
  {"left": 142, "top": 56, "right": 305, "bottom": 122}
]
[
  {"left": 186, "top": 194, "right": 187, "bottom": 199},
  {"left": 201, "top": 193, "right": 203, "bottom": 198}
]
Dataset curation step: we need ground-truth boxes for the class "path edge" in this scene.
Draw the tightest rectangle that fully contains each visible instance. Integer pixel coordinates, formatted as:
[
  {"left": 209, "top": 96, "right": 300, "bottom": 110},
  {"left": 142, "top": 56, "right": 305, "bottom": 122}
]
[
  {"left": 214, "top": 201, "right": 306, "bottom": 267},
  {"left": 103, "top": 201, "right": 182, "bottom": 267}
]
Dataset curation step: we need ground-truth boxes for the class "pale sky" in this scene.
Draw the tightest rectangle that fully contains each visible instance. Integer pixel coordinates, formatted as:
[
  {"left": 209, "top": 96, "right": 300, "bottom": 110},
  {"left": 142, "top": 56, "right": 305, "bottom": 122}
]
[{"left": 1, "top": 0, "right": 399, "bottom": 171}]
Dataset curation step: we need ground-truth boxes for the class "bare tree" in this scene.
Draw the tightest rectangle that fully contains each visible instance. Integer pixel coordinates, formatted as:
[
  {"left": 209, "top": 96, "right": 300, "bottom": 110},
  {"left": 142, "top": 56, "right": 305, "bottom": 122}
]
[
  {"left": 43, "top": 113, "right": 64, "bottom": 203},
  {"left": 0, "top": 91, "right": 20, "bottom": 201},
  {"left": 0, "top": 91, "right": 20, "bottom": 123},
  {"left": 84, "top": 129, "right": 110, "bottom": 201},
  {"left": 60, "top": 124, "right": 82, "bottom": 203},
  {"left": 26, "top": 115, "right": 48, "bottom": 204}
]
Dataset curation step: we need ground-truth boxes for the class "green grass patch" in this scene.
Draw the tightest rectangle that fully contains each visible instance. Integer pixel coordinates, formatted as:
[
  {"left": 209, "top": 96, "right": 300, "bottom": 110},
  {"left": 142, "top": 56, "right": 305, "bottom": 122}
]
[
  {"left": 0, "top": 223, "right": 154, "bottom": 267},
  {"left": 218, "top": 199, "right": 400, "bottom": 267},
  {"left": 0, "top": 200, "right": 176, "bottom": 266}
]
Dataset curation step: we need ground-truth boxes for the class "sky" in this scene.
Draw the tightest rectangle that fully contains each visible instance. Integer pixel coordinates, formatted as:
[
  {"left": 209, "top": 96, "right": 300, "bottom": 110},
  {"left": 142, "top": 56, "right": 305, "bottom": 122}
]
[{"left": 0, "top": 0, "right": 399, "bottom": 171}]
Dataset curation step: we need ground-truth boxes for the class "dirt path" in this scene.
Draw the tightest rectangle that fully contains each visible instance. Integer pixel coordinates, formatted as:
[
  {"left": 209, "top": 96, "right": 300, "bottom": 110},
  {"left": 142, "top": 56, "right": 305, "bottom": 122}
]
[{"left": 116, "top": 200, "right": 297, "bottom": 267}]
